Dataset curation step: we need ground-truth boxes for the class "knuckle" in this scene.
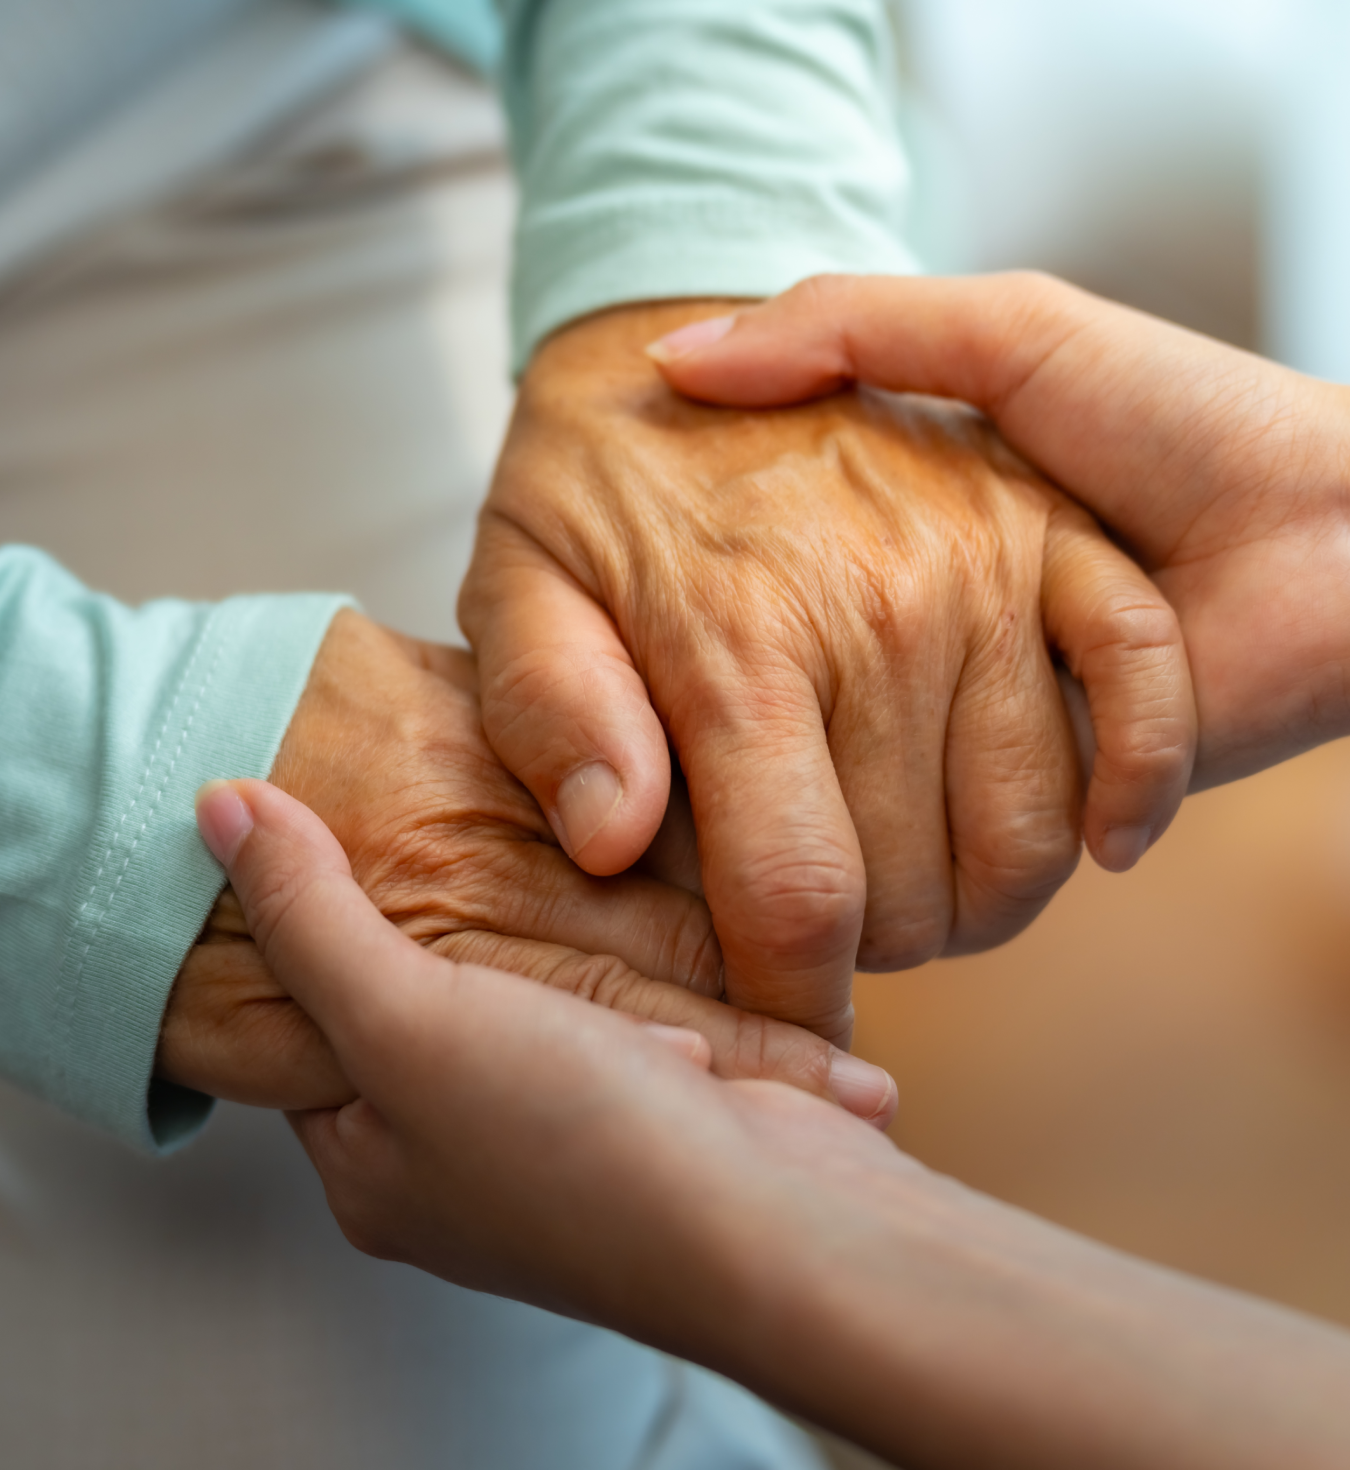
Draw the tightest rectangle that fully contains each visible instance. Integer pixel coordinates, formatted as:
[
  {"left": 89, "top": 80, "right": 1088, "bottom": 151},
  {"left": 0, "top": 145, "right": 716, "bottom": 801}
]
[
  {"left": 1001, "top": 269, "right": 1075, "bottom": 321},
  {"left": 792, "top": 272, "right": 850, "bottom": 318},
  {"left": 726, "top": 846, "right": 866, "bottom": 961},
  {"left": 482, "top": 646, "right": 644, "bottom": 773},
  {"left": 1090, "top": 597, "right": 1183, "bottom": 660},
  {"left": 1099, "top": 723, "right": 1194, "bottom": 794},
  {"left": 541, "top": 951, "right": 647, "bottom": 1010},
  {"left": 856, "top": 911, "right": 950, "bottom": 973},
  {"left": 958, "top": 817, "right": 1082, "bottom": 915},
  {"left": 726, "top": 1012, "right": 835, "bottom": 1097}
]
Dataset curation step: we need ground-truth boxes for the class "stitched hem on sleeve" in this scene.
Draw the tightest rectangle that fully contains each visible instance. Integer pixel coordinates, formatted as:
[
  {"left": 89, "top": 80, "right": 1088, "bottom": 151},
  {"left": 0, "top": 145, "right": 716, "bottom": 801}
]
[{"left": 51, "top": 592, "right": 352, "bottom": 1154}]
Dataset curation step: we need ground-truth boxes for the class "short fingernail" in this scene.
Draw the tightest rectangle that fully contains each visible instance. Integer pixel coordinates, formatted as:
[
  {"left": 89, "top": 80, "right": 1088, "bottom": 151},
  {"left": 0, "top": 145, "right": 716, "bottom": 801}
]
[
  {"left": 644, "top": 314, "right": 737, "bottom": 364},
  {"left": 195, "top": 780, "right": 254, "bottom": 867},
  {"left": 1098, "top": 823, "right": 1150, "bottom": 873},
  {"left": 829, "top": 1052, "right": 899, "bottom": 1130},
  {"left": 641, "top": 1023, "right": 713, "bottom": 1068},
  {"left": 555, "top": 762, "right": 624, "bottom": 858}
]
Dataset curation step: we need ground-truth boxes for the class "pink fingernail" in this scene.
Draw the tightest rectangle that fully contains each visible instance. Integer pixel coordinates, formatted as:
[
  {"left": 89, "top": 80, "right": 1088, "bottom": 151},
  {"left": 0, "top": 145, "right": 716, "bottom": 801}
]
[
  {"left": 644, "top": 314, "right": 737, "bottom": 364},
  {"left": 641, "top": 1023, "right": 713, "bottom": 1067},
  {"left": 555, "top": 762, "right": 623, "bottom": 859},
  {"left": 829, "top": 1052, "right": 899, "bottom": 1130},
  {"left": 1097, "top": 824, "right": 1150, "bottom": 873},
  {"left": 195, "top": 781, "right": 254, "bottom": 867}
]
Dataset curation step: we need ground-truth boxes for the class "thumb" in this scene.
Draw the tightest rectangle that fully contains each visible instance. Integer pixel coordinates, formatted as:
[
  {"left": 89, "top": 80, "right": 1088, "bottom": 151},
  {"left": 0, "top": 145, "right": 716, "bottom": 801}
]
[
  {"left": 193, "top": 779, "right": 442, "bottom": 1053},
  {"left": 459, "top": 518, "right": 671, "bottom": 876},
  {"left": 642, "top": 272, "right": 1080, "bottom": 411},
  {"left": 644, "top": 271, "right": 1287, "bottom": 570}
]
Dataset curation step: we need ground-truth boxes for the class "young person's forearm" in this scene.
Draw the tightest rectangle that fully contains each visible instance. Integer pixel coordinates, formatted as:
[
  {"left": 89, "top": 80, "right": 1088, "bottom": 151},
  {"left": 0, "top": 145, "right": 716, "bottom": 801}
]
[{"left": 722, "top": 1165, "right": 1350, "bottom": 1469}]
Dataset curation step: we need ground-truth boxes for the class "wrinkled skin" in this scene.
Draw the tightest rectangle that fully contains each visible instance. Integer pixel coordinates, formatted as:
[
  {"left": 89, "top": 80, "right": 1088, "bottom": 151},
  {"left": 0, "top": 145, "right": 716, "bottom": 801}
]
[
  {"left": 159, "top": 610, "right": 894, "bottom": 1124},
  {"left": 461, "top": 303, "right": 1194, "bottom": 1045},
  {"left": 214, "top": 778, "right": 1350, "bottom": 1470},
  {"left": 653, "top": 272, "right": 1350, "bottom": 790}
]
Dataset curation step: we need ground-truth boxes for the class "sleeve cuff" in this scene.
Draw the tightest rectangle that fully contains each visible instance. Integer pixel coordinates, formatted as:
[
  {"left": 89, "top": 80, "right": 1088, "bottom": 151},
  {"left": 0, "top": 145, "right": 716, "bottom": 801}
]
[
  {"left": 511, "top": 192, "right": 919, "bottom": 372},
  {"left": 58, "top": 590, "right": 352, "bottom": 1154}
]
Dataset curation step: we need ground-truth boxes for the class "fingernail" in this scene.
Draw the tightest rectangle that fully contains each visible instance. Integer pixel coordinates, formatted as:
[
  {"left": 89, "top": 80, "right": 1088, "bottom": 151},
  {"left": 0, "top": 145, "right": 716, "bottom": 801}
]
[
  {"left": 644, "top": 314, "right": 737, "bottom": 364},
  {"left": 555, "top": 762, "right": 624, "bottom": 858},
  {"left": 829, "top": 1052, "right": 899, "bottom": 1130},
  {"left": 195, "top": 780, "right": 254, "bottom": 867},
  {"left": 1097, "top": 824, "right": 1150, "bottom": 873},
  {"left": 641, "top": 1023, "right": 713, "bottom": 1068}
]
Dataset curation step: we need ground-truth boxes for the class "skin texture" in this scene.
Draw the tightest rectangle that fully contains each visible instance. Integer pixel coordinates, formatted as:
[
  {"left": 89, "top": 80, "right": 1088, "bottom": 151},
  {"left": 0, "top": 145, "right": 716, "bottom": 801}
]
[
  {"left": 650, "top": 272, "right": 1350, "bottom": 790},
  {"left": 202, "top": 779, "right": 1350, "bottom": 1470},
  {"left": 460, "top": 302, "right": 1196, "bottom": 1045},
  {"left": 158, "top": 609, "right": 897, "bottom": 1127}
]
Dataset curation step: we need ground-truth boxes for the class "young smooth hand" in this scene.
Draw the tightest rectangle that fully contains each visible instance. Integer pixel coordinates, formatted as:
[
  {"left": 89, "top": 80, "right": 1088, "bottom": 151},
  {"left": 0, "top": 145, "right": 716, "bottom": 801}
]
[
  {"left": 160, "top": 610, "right": 896, "bottom": 1126},
  {"left": 198, "top": 778, "right": 1350, "bottom": 1470},
  {"left": 649, "top": 273, "right": 1350, "bottom": 790},
  {"left": 460, "top": 302, "right": 1196, "bottom": 1044}
]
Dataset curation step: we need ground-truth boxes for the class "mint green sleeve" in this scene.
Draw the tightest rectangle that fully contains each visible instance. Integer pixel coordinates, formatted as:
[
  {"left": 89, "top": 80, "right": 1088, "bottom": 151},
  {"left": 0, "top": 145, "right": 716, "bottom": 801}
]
[
  {"left": 0, "top": 546, "right": 350, "bottom": 1154},
  {"left": 501, "top": 0, "right": 918, "bottom": 370}
]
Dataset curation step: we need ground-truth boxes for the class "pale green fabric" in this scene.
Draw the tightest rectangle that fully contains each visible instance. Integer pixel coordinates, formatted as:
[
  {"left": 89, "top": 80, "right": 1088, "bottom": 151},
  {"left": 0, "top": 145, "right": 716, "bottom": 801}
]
[
  {"left": 355, "top": 0, "right": 502, "bottom": 71},
  {"left": 0, "top": 0, "right": 914, "bottom": 1154},
  {"left": 500, "top": 0, "right": 916, "bottom": 371},
  {"left": 364, "top": 0, "right": 919, "bottom": 364},
  {"left": 0, "top": 547, "right": 349, "bottom": 1152}
]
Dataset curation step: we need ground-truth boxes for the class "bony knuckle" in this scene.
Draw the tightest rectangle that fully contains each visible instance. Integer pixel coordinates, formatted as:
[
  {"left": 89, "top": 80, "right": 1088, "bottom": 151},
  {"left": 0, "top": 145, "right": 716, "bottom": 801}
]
[
  {"left": 961, "top": 824, "right": 1081, "bottom": 910},
  {"left": 856, "top": 914, "right": 949, "bottom": 973},
  {"left": 731, "top": 854, "right": 865, "bottom": 956},
  {"left": 1004, "top": 269, "right": 1074, "bottom": 317},
  {"left": 794, "top": 272, "right": 848, "bottom": 317},
  {"left": 1095, "top": 599, "right": 1182, "bottom": 657},
  {"left": 1106, "top": 727, "right": 1194, "bottom": 786}
]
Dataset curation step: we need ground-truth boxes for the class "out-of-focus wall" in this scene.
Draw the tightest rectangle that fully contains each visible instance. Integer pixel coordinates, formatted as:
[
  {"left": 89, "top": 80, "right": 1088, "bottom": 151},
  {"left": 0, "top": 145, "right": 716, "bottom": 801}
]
[{"left": 892, "top": 0, "right": 1350, "bottom": 378}]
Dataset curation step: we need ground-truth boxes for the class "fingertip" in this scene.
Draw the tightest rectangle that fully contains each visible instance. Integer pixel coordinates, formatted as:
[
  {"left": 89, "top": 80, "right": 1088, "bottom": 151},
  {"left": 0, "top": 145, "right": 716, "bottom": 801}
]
[
  {"left": 1092, "top": 822, "right": 1152, "bottom": 873},
  {"left": 554, "top": 761, "right": 628, "bottom": 872},
  {"left": 644, "top": 313, "right": 738, "bottom": 367},
  {"left": 641, "top": 1022, "right": 714, "bottom": 1070},
  {"left": 195, "top": 779, "right": 254, "bottom": 868},
  {"left": 829, "top": 1051, "right": 898, "bottom": 1131}
]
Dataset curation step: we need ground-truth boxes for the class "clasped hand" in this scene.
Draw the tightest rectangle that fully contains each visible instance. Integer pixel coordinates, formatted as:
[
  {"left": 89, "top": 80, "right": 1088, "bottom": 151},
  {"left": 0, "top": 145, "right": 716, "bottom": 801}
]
[
  {"left": 160, "top": 610, "right": 897, "bottom": 1126},
  {"left": 461, "top": 302, "right": 1196, "bottom": 1042}
]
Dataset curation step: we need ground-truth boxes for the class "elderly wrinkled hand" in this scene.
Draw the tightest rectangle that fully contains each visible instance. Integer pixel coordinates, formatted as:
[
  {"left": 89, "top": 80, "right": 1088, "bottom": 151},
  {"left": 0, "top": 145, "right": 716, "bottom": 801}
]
[
  {"left": 193, "top": 776, "right": 910, "bottom": 1375},
  {"left": 459, "top": 302, "right": 1196, "bottom": 1046},
  {"left": 160, "top": 609, "right": 896, "bottom": 1127},
  {"left": 650, "top": 273, "right": 1350, "bottom": 793}
]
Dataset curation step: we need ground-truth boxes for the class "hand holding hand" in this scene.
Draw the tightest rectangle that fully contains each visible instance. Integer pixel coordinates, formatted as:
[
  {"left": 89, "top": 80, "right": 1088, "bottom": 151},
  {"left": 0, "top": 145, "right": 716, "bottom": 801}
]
[
  {"left": 199, "top": 778, "right": 1350, "bottom": 1470},
  {"left": 162, "top": 611, "right": 895, "bottom": 1126},
  {"left": 461, "top": 304, "right": 1195, "bottom": 1044},
  {"left": 650, "top": 273, "right": 1350, "bottom": 789}
]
